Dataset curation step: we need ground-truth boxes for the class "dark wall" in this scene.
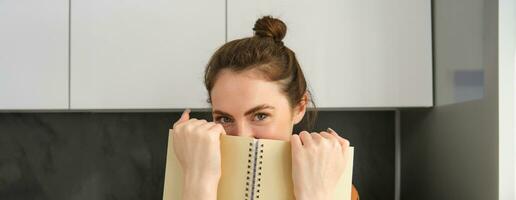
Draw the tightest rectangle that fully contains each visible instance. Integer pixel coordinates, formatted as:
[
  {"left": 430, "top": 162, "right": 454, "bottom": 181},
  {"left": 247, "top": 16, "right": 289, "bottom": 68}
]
[{"left": 0, "top": 111, "right": 394, "bottom": 200}]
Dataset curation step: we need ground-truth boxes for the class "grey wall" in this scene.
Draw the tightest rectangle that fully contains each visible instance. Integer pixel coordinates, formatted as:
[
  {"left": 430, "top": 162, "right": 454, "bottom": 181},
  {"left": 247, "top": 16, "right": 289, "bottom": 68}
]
[
  {"left": 401, "top": 0, "right": 499, "bottom": 199},
  {"left": 0, "top": 111, "right": 395, "bottom": 200}
]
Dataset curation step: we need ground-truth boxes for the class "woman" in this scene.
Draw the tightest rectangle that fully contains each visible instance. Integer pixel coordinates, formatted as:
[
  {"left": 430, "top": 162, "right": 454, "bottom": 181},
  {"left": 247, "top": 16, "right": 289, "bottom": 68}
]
[{"left": 172, "top": 16, "right": 358, "bottom": 200}]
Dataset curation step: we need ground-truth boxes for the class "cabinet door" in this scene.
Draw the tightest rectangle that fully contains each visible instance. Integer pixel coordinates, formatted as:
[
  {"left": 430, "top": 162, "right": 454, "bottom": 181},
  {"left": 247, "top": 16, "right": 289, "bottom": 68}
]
[
  {"left": 71, "top": 0, "right": 225, "bottom": 109},
  {"left": 0, "top": 0, "right": 69, "bottom": 110},
  {"left": 228, "top": 0, "right": 433, "bottom": 108}
]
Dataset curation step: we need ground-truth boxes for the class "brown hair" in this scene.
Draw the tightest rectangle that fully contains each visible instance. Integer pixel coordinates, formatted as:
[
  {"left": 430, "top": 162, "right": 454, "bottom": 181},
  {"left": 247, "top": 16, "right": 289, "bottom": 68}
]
[{"left": 204, "top": 16, "right": 318, "bottom": 131}]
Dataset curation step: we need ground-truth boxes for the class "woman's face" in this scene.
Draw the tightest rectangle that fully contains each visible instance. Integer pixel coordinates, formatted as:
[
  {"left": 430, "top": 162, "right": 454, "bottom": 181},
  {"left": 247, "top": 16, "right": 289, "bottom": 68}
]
[{"left": 210, "top": 68, "right": 306, "bottom": 141}]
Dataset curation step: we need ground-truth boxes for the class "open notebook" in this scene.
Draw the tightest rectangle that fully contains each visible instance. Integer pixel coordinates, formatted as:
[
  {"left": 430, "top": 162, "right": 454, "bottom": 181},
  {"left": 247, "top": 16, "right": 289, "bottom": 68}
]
[{"left": 163, "top": 129, "right": 354, "bottom": 200}]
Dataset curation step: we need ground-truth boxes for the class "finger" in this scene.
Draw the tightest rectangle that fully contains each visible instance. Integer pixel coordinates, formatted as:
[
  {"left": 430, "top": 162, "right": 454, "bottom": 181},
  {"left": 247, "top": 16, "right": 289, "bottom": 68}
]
[
  {"left": 219, "top": 124, "right": 227, "bottom": 135},
  {"left": 320, "top": 131, "right": 333, "bottom": 139},
  {"left": 208, "top": 118, "right": 226, "bottom": 134},
  {"left": 175, "top": 118, "right": 199, "bottom": 132},
  {"left": 336, "top": 135, "right": 350, "bottom": 147},
  {"left": 173, "top": 109, "right": 191, "bottom": 128},
  {"left": 299, "top": 131, "right": 313, "bottom": 146},
  {"left": 189, "top": 119, "right": 208, "bottom": 128},
  {"left": 328, "top": 128, "right": 350, "bottom": 149},
  {"left": 208, "top": 123, "right": 227, "bottom": 135},
  {"left": 290, "top": 134, "right": 302, "bottom": 152},
  {"left": 311, "top": 132, "right": 324, "bottom": 142},
  {"left": 198, "top": 121, "right": 217, "bottom": 131},
  {"left": 321, "top": 131, "right": 340, "bottom": 147}
]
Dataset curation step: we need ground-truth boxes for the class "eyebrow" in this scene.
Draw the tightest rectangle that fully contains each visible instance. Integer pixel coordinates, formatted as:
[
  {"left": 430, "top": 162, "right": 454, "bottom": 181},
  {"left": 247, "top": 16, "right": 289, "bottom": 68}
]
[{"left": 213, "top": 104, "right": 275, "bottom": 117}]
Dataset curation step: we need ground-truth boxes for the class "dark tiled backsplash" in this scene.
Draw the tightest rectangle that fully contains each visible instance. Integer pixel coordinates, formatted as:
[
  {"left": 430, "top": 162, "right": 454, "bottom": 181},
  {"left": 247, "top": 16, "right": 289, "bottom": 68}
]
[{"left": 0, "top": 111, "right": 394, "bottom": 200}]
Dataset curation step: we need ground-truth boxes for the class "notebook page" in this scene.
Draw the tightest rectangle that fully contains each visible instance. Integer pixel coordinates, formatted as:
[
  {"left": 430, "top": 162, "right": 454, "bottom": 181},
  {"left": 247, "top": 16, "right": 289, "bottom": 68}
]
[
  {"left": 333, "top": 147, "right": 354, "bottom": 200},
  {"left": 255, "top": 138, "right": 295, "bottom": 199},
  {"left": 218, "top": 134, "right": 256, "bottom": 200}
]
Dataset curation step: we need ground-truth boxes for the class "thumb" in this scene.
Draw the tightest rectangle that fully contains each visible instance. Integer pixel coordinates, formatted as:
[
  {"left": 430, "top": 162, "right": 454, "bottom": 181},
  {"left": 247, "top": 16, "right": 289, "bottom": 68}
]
[
  {"left": 179, "top": 108, "right": 191, "bottom": 122},
  {"left": 173, "top": 109, "right": 191, "bottom": 128}
]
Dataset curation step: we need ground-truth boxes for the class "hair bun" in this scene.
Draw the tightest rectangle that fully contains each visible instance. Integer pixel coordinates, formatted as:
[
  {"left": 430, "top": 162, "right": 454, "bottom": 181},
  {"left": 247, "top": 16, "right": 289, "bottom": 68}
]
[{"left": 253, "top": 16, "right": 287, "bottom": 44}]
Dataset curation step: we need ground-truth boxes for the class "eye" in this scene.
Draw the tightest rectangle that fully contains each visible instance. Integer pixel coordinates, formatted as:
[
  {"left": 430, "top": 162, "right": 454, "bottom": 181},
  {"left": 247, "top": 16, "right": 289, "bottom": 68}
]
[
  {"left": 254, "top": 113, "right": 269, "bottom": 121},
  {"left": 216, "top": 116, "right": 232, "bottom": 124}
]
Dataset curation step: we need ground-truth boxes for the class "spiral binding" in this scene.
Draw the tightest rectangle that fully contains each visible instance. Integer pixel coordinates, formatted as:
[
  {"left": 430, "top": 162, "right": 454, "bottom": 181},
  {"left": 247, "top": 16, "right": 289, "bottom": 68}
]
[
  {"left": 244, "top": 140, "right": 264, "bottom": 200},
  {"left": 245, "top": 141, "right": 253, "bottom": 200},
  {"left": 254, "top": 142, "right": 264, "bottom": 199}
]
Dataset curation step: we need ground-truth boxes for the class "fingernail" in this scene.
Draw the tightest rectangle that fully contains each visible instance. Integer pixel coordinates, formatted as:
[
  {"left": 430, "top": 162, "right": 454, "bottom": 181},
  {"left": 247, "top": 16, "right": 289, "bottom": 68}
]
[
  {"left": 327, "top": 127, "right": 334, "bottom": 132},
  {"left": 185, "top": 108, "right": 191, "bottom": 113}
]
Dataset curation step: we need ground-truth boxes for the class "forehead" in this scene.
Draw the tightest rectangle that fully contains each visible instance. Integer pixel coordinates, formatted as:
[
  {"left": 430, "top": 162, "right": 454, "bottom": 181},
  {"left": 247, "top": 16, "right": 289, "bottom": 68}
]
[{"left": 210, "top": 69, "right": 286, "bottom": 111}]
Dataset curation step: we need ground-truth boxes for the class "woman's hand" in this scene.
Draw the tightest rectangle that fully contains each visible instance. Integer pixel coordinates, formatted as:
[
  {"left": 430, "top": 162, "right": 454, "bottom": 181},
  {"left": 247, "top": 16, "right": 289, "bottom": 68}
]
[
  {"left": 290, "top": 128, "right": 350, "bottom": 200},
  {"left": 172, "top": 109, "right": 227, "bottom": 200}
]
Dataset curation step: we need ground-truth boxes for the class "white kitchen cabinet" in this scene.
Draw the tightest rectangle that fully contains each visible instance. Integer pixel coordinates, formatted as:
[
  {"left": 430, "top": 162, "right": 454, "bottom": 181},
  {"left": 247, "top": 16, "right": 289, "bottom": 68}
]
[
  {"left": 0, "top": 0, "right": 69, "bottom": 110},
  {"left": 228, "top": 0, "right": 433, "bottom": 108},
  {"left": 71, "top": 0, "right": 225, "bottom": 109}
]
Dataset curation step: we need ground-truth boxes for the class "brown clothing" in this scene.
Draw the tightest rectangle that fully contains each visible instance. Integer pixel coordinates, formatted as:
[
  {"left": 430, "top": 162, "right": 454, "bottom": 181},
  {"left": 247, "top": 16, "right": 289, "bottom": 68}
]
[{"left": 352, "top": 184, "right": 360, "bottom": 200}]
